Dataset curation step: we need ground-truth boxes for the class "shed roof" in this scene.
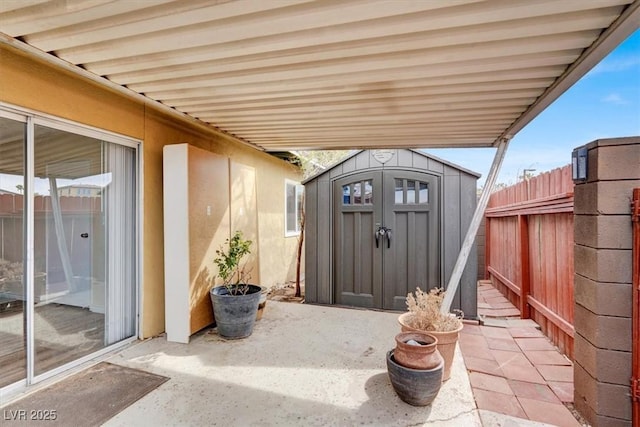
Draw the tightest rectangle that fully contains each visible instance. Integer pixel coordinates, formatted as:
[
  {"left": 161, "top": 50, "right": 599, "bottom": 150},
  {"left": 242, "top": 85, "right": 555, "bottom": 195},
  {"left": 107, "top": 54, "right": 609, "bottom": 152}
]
[
  {"left": 1, "top": 0, "right": 638, "bottom": 152},
  {"left": 302, "top": 149, "right": 481, "bottom": 184}
]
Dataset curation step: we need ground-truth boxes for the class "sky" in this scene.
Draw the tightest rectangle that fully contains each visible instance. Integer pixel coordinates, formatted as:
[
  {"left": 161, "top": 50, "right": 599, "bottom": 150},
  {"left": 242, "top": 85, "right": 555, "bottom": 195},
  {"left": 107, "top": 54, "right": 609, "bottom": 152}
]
[{"left": 425, "top": 28, "right": 640, "bottom": 187}]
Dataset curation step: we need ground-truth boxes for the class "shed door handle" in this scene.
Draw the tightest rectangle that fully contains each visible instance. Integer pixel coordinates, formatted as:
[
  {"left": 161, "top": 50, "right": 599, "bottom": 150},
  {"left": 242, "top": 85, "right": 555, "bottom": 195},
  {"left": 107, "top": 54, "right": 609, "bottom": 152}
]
[{"left": 375, "top": 226, "right": 391, "bottom": 248}]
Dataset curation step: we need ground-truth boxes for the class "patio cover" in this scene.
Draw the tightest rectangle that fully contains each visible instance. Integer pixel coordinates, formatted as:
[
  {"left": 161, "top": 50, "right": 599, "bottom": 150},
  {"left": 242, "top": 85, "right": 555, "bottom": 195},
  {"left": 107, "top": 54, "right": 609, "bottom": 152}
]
[
  {"left": 1, "top": 0, "right": 638, "bottom": 310},
  {"left": 0, "top": 0, "right": 638, "bottom": 152}
]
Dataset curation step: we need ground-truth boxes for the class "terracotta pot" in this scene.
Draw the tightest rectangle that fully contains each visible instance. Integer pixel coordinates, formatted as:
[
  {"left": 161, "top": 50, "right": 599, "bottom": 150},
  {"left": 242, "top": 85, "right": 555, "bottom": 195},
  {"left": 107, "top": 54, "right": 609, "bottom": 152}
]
[
  {"left": 394, "top": 331, "right": 442, "bottom": 370},
  {"left": 398, "top": 312, "right": 463, "bottom": 381}
]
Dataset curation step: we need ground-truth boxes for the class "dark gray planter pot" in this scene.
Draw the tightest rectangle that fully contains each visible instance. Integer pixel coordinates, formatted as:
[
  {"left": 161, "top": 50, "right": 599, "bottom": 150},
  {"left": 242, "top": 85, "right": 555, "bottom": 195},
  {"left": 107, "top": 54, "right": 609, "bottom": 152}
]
[
  {"left": 386, "top": 350, "right": 444, "bottom": 406},
  {"left": 210, "top": 284, "right": 262, "bottom": 339}
]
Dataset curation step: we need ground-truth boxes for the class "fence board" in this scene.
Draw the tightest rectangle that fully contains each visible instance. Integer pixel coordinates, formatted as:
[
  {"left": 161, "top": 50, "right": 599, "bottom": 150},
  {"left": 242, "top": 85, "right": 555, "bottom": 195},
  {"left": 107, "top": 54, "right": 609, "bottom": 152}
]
[{"left": 485, "top": 165, "right": 574, "bottom": 359}]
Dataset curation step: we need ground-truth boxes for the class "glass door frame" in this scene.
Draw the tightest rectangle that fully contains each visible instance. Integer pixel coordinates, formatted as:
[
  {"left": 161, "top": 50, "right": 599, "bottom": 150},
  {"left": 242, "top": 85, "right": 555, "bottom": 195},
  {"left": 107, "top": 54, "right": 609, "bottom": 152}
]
[{"left": 0, "top": 103, "right": 141, "bottom": 396}]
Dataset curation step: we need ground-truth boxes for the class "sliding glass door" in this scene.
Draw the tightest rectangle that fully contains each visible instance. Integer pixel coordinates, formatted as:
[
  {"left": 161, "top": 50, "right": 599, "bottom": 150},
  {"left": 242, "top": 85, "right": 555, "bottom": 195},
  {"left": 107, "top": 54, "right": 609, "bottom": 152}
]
[
  {"left": 0, "top": 111, "right": 138, "bottom": 388},
  {"left": 0, "top": 114, "right": 26, "bottom": 387}
]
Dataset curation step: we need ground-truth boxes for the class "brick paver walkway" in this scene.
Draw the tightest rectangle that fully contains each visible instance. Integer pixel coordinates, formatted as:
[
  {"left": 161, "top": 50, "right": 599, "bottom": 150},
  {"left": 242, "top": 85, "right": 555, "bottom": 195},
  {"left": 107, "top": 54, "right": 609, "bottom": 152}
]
[{"left": 460, "top": 281, "right": 582, "bottom": 426}]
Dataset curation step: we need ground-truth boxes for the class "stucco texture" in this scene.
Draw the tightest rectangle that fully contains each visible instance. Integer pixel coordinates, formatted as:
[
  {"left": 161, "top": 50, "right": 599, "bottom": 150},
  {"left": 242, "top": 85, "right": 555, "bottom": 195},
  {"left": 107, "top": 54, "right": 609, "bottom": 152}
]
[{"left": 1, "top": 45, "right": 303, "bottom": 339}]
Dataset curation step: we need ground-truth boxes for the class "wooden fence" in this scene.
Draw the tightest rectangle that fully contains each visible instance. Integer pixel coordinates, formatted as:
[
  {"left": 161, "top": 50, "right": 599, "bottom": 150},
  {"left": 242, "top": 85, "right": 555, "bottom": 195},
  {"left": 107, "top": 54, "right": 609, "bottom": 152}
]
[{"left": 485, "top": 165, "right": 575, "bottom": 358}]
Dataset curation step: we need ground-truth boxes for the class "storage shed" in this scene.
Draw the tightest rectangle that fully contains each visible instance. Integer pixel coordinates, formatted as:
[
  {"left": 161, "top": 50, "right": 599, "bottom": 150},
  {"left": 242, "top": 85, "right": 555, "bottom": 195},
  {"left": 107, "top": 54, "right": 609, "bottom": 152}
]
[{"left": 304, "top": 149, "right": 480, "bottom": 317}]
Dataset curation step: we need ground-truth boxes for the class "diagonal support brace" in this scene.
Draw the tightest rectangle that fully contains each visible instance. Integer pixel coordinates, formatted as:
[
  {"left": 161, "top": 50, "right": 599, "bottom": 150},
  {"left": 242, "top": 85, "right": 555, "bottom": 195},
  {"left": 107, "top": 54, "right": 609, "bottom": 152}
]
[{"left": 441, "top": 138, "right": 510, "bottom": 314}]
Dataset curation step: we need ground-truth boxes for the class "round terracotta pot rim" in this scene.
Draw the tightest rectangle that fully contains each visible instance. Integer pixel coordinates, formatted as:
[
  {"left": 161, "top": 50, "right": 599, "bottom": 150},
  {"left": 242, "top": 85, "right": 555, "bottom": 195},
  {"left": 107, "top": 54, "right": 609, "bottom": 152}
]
[
  {"left": 397, "top": 312, "right": 464, "bottom": 334},
  {"left": 395, "top": 331, "right": 438, "bottom": 346}
]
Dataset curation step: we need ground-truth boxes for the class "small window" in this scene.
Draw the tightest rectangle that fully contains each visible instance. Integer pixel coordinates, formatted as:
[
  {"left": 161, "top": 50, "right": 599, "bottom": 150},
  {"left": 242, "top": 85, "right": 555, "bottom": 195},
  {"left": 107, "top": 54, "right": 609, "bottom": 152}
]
[
  {"left": 285, "top": 180, "right": 304, "bottom": 236},
  {"left": 395, "top": 179, "right": 429, "bottom": 205},
  {"left": 343, "top": 180, "right": 374, "bottom": 205}
]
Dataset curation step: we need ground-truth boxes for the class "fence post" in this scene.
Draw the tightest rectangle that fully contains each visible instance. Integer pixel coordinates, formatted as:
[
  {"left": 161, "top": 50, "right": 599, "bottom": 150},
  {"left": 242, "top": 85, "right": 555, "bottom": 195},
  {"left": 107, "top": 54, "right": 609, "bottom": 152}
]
[
  {"left": 485, "top": 217, "right": 491, "bottom": 280},
  {"left": 518, "top": 214, "right": 531, "bottom": 318}
]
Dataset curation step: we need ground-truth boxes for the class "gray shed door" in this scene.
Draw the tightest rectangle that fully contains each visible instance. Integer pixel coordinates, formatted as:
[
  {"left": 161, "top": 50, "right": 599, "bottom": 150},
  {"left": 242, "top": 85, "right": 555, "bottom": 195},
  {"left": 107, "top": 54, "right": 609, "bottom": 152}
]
[{"left": 334, "top": 170, "right": 440, "bottom": 310}]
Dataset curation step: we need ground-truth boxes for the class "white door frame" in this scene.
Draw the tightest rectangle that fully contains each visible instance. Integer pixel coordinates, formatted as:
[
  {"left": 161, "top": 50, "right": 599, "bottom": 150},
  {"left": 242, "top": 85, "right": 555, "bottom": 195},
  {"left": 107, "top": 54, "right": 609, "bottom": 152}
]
[{"left": 0, "top": 104, "right": 142, "bottom": 396}]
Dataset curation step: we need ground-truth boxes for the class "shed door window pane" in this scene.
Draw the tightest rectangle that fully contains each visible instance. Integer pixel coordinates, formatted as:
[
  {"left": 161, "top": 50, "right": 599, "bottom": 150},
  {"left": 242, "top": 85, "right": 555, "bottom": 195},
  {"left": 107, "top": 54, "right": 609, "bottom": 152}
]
[
  {"left": 285, "top": 181, "right": 303, "bottom": 235},
  {"left": 342, "top": 185, "right": 350, "bottom": 205},
  {"left": 353, "top": 183, "right": 361, "bottom": 204},
  {"left": 363, "top": 180, "right": 373, "bottom": 204},
  {"left": 407, "top": 180, "right": 416, "bottom": 204},
  {"left": 395, "top": 179, "right": 429, "bottom": 205},
  {"left": 395, "top": 179, "right": 404, "bottom": 204},
  {"left": 419, "top": 182, "right": 429, "bottom": 204}
]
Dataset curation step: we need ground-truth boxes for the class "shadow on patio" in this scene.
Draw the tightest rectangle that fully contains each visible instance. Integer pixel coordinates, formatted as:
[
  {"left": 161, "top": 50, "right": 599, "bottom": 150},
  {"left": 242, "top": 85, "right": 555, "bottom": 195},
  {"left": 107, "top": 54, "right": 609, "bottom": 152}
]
[
  {"left": 103, "top": 302, "right": 481, "bottom": 426},
  {"left": 0, "top": 284, "right": 584, "bottom": 426}
]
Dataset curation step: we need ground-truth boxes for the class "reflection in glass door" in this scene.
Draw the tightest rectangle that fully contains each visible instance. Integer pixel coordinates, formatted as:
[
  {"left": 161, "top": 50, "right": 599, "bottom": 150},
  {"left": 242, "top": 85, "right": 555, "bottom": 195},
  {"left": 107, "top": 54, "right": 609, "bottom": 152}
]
[
  {"left": 33, "top": 124, "right": 108, "bottom": 376},
  {"left": 0, "top": 116, "right": 26, "bottom": 387},
  {"left": 32, "top": 124, "right": 137, "bottom": 377},
  {"left": 0, "top": 113, "right": 137, "bottom": 389}
]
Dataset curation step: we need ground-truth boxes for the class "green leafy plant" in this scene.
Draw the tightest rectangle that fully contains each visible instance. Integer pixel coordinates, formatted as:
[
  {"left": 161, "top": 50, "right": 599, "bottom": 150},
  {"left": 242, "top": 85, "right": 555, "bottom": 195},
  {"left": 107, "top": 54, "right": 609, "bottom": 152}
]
[
  {"left": 405, "top": 287, "right": 463, "bottom": 332},
  {"left": 213, "top": 231, "right": 252, "bottom": 295}
]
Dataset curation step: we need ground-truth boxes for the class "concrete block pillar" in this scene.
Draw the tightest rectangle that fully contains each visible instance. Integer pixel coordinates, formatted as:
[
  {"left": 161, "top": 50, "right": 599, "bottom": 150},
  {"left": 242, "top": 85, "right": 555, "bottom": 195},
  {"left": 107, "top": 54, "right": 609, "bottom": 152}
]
[{"left": 573, "top": 137, "right": 639, "bottom": 426}]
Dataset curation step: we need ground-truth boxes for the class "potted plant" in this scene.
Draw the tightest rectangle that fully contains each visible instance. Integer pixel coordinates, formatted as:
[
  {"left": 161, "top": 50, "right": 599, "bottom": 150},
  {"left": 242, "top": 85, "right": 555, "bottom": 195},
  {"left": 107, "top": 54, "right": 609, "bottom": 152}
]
[
  {"left": 397, "top": 287, "right": 464, "bottom": 381},
  {"left": 209, "top": 231, "right": 262, "bottom": 339}
]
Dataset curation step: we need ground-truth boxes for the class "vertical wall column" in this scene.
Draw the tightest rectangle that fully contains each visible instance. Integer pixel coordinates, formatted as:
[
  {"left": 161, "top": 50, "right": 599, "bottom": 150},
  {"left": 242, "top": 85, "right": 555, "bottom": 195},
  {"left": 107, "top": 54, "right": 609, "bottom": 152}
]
[
  {"left": 163, "top": 144, "right": 231, "bottom": 343},
  {"left": 573, "top": 137, "right": 639, "bottom": 426}
]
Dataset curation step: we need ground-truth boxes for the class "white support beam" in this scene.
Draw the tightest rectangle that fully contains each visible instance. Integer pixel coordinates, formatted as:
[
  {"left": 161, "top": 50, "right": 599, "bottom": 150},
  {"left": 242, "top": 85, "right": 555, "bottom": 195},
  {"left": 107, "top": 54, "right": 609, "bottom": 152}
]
[{"left": 441, "top": 137, "right": 510, "bottom": 314}]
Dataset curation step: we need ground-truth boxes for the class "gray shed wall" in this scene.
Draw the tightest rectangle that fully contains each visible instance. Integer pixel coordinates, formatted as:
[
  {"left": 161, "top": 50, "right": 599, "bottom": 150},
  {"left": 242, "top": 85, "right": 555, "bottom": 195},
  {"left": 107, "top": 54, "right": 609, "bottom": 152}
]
[{"left": 304, "top": 149, "right": 479, "bottom": 317}]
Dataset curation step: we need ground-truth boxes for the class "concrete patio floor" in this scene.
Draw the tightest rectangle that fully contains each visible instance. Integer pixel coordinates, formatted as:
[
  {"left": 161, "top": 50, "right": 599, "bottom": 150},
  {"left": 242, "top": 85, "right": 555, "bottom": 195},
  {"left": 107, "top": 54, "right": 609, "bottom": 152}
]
[
  {"left": 99, "top": 300, "right": 558, "bottom": 426},
  {"left": 105, "top": 302, "right": 479, "bottom": 426},
  {"left": 1, "top": 289, "right": 581, "bottom": 426}
]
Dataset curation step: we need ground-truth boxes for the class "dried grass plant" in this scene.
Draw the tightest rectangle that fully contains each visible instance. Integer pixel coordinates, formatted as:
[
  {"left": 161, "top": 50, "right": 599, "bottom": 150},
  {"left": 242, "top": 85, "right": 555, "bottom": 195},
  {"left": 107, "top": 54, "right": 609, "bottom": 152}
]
[{"left": 405, "top": 287, "right": 463, "bottom": 332}]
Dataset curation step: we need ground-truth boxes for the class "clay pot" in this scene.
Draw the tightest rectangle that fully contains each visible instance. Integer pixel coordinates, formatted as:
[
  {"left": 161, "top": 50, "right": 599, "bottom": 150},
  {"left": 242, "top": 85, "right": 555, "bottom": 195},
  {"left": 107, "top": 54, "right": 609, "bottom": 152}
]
[
  {"left": 398, "top": 312, "right": 463, "bottom": 381},
  {"left": 394, "top": 331, "right": 442, "bottom": 370},
  {"left": 386, "top": 350, "right": 443, "bottom": 406}
]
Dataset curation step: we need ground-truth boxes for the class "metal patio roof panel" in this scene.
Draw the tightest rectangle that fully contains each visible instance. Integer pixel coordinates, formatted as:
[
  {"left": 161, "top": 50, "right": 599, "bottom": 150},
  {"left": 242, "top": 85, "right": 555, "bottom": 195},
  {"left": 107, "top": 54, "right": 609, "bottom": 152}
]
[{"left": 1, "top": 0, "right": 638, "bottom": 151}]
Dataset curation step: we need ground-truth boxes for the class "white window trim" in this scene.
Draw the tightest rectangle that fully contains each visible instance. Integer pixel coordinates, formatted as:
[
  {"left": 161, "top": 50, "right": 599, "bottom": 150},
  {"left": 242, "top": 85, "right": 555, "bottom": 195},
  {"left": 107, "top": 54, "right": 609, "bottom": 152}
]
[{"left": 284, "top": 179, "right": 304, "bottom": 237}]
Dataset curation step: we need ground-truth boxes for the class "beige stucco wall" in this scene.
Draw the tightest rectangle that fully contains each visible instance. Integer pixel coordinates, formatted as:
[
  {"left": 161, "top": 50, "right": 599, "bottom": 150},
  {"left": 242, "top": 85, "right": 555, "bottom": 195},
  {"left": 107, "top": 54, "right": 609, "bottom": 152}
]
[
  {"left": 186, "top": 146, "right": 230, "bottom": 334},
  {"left": 0, "top": 45, "right": 302, "bottom": 339}
]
